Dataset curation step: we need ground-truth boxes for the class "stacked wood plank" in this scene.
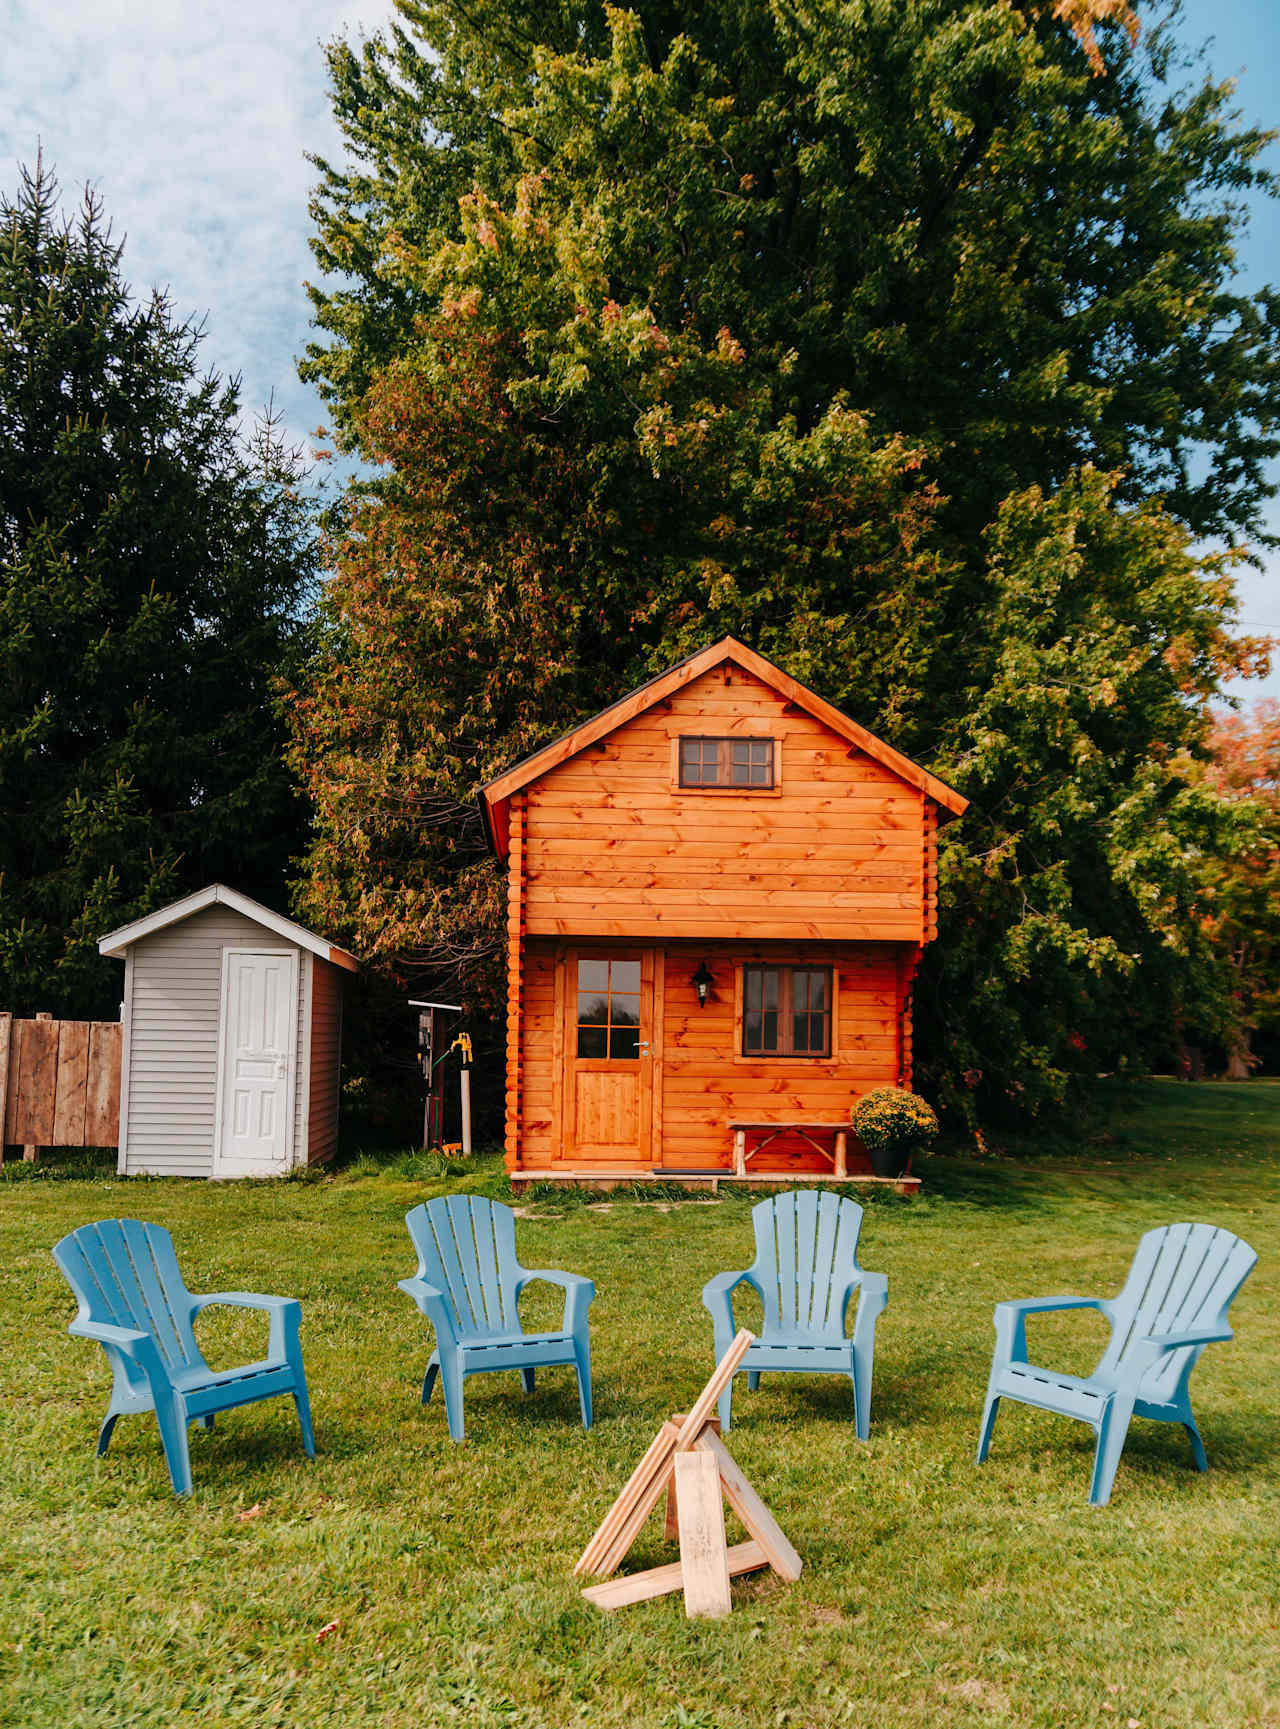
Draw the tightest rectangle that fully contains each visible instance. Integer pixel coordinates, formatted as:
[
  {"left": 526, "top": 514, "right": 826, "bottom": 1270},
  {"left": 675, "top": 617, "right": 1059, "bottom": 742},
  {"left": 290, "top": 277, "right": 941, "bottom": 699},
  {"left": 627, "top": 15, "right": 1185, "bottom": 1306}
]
[{"left": 576, "top": 1330, "right": 803, "bottom": 1619}]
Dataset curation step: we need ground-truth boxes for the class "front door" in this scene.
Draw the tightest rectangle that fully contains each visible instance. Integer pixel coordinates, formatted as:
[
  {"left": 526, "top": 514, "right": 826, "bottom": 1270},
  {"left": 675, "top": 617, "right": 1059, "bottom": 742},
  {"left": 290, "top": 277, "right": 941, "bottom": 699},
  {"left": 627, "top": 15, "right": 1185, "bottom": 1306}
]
[
  {"left": 562, "top": 949, "right": 654, "bottom": 1164},
  {"left": 214, "top": 949, "right": 298, "bottom": 1177}
]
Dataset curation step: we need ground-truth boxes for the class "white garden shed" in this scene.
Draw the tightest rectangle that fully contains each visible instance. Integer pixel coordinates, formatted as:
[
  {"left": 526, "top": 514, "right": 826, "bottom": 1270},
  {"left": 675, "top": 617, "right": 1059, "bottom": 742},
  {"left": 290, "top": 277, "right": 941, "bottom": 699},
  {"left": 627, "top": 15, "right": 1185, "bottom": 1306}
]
[{"left": 99, "top": 885, "right": 357, "bottom": 1179}]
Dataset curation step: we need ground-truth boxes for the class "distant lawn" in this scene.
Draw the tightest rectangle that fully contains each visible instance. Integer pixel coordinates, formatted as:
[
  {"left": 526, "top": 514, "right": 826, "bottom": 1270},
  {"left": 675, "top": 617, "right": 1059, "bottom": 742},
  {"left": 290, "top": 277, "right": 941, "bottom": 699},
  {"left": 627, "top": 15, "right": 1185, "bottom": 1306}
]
[{"left": 1, "top": 1081, "right": 1276, "bottom": 1728}]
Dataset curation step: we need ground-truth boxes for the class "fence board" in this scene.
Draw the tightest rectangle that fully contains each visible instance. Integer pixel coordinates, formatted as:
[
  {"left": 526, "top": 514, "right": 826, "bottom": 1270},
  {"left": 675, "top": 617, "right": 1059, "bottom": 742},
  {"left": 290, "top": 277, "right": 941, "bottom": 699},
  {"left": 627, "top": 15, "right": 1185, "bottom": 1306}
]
[
  {"left": 0, "top": 1015, "right": 9, "bottom": 1165},
  {"left": 1, "top": 1014, "right": 122, "bottom": 1149},
  {"left": 85, "top": 1023, "right": 122, "bottom": 1146},
  {"left": 15, "top": 1018, "right": 58, "bottom": 1145},
  {"left": 52, "top": 1021, "right": 90, "bottom": 1145}
]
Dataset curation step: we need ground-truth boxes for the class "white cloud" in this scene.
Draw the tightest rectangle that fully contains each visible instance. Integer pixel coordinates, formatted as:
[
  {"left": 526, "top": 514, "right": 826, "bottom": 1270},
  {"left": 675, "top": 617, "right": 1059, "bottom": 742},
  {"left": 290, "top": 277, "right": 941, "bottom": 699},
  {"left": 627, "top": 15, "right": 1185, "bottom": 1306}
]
[
  {"left": 3, "top": 0, "right": 1277, "bottom": 701},
  {"left": 0, "top": 0, "right": 390, "bottom": 453}
]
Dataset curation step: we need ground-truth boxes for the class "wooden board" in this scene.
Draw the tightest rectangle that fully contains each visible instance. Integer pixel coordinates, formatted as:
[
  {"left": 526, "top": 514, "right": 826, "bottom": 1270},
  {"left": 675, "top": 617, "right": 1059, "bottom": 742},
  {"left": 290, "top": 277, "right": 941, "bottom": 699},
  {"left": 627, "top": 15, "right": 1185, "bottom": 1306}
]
[
  {"left": 674, "top": 1450, "right": 732, "bottom": 1618},
  {"left": 580, "top": 1541, "right": 768, "bottom": 1611},
  {"left": 694, "top": 1430, "right": 803, "bottom": 1582},
  {"left": 0, "top": 1013, "right": 9, "bottom": 1162}
]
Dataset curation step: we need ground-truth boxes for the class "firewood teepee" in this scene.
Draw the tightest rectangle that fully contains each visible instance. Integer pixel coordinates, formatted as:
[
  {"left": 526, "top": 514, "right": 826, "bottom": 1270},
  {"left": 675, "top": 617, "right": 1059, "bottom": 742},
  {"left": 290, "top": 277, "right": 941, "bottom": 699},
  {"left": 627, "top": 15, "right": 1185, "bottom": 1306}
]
[{"left": 575, "top": 1330, "right": 803, "bottom": 1619}]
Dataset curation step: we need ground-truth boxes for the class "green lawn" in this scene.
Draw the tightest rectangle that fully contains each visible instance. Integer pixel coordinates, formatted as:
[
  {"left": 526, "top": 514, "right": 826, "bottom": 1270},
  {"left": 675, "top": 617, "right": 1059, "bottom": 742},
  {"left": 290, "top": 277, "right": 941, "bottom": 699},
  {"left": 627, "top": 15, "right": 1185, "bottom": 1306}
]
[{"left": 2, "top": 1081, "right": 1277, "bottom": 1728}]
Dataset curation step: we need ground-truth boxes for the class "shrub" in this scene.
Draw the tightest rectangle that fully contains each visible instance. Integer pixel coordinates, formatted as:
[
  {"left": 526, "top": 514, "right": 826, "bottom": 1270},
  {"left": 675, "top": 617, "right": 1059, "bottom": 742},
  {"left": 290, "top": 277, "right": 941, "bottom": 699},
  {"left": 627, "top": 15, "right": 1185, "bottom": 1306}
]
[{"left": 852, "top": 1088, "right": 940, "bottom": 1155}]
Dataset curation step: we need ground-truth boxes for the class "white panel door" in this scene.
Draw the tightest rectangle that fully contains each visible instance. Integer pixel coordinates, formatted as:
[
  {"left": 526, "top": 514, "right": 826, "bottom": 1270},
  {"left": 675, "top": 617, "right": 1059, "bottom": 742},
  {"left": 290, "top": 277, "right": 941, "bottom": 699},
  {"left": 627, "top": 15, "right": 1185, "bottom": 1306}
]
[{"left": 214, "top": 949, "right": 298, "bottom": 1177}]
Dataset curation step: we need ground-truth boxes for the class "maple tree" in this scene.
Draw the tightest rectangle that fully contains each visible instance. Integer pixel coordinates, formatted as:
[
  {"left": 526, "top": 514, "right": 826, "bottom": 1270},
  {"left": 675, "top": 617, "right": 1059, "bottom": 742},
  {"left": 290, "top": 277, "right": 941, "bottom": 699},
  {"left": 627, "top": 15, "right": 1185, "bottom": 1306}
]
[
  {"left": 292, "top": 0, "right": 1278, "bottom": 1121},
  {"left": 1183, "top": 702, "right": 1280, "bottom": 1077}
]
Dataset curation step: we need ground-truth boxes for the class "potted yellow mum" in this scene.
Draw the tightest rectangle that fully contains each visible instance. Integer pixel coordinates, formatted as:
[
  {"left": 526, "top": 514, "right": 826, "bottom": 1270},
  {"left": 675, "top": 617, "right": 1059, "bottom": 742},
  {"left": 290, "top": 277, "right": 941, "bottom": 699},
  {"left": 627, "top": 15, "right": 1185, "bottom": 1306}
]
[{"left": 851, "top": 1087, "right": 939, "bottom": 1179}]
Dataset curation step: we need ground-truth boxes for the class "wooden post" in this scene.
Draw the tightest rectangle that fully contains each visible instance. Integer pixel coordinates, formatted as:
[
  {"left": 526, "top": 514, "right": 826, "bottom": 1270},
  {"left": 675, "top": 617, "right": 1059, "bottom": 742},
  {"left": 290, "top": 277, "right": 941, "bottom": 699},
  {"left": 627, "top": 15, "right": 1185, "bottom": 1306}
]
[
  {"left": 24, "top": 1011, "right": 53, "bottom": 1163},
  {"left": 0, "top": 1011, "right": 10, "bottom": 1169},
  {"left": 834, "top": 1129, "right": 848, "bottom": 1181},
  {"left": 733, "top": 1128, "right": 746, "bottom": 1178}
]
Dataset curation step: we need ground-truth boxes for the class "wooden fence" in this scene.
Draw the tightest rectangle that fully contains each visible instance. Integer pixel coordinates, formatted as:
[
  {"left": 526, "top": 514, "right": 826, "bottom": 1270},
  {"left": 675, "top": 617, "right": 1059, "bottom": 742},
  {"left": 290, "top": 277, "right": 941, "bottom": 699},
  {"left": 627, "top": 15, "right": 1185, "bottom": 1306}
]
[{"left": 0, "top": 1012, "right": 122, "bottom": 1163}]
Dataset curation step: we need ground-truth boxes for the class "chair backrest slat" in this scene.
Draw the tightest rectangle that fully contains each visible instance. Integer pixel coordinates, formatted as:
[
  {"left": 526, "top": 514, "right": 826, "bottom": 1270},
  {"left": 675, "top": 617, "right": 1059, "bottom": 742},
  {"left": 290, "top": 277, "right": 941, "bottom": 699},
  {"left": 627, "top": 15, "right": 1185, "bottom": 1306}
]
[
  {"left": 810, "top": 1194, "right": 841, "bottom": 1332},
  {"left": 407, "top": 1198, "right": 523, "bottom": 1339},
  {"left": 1101, "top": 1222, "right": 1257, "bottom": 1398},
  {"left": 52, "top": 1219, "right": 203, "bottom": 1375},
  {"left": 751, "top": 1192, "right": 865, "bottom": 1339}
]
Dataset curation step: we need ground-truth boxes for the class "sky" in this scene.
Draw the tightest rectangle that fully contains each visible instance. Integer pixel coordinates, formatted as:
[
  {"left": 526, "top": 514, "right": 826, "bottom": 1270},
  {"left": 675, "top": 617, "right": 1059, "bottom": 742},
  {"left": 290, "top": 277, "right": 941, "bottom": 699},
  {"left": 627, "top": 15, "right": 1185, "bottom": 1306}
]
[{"left": 0, "top": 0, "right": 1276, "bottom": 699}]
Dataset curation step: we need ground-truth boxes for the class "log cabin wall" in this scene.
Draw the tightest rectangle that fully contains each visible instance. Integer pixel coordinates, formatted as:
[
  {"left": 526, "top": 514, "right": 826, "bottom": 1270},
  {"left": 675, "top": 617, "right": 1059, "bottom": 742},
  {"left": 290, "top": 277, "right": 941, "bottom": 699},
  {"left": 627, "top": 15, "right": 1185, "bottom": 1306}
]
[
  {"left": 519, "top": 662, "right": 925, "bottom": 945},
  {"left": 515, "top": 937, "right": 904, "bottom": 1173}
]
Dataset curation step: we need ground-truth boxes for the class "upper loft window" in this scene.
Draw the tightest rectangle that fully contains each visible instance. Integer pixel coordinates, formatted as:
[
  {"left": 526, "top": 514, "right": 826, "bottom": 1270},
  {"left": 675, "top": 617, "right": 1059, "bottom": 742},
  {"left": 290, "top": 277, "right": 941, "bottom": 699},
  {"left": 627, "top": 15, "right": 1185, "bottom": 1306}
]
[{"left": 678, "top": 736, "right": 775, "bottom": 789}]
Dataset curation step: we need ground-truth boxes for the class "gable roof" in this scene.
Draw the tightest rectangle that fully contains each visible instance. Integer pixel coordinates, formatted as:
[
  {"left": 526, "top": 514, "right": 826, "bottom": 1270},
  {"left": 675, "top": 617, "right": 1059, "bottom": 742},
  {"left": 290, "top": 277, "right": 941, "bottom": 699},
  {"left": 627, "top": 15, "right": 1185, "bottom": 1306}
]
[
  {"left": 98, "top": 884, "right": 359, "bottom": 972},
  {"left": 480, "top": 636, "right": 967, "bottom": 858}
]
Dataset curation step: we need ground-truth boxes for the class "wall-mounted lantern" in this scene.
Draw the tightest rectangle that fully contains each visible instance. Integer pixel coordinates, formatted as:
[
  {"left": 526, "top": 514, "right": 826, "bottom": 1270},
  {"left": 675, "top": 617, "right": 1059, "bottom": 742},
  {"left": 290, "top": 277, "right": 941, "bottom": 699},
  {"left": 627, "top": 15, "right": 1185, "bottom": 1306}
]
[{"left": 692, "top": 960, "right": 714, "bottom": 1008}]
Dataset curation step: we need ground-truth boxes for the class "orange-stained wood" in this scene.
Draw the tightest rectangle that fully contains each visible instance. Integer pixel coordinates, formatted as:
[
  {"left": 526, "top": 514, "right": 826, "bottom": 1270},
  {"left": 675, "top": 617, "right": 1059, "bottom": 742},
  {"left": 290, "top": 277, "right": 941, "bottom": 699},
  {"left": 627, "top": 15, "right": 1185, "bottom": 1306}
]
[
  {"left": 481, "top": 636, "right": 966, "bottom": 855},
  {"left": 492, "top": 649, "right": 962, "bottom": 1178}
]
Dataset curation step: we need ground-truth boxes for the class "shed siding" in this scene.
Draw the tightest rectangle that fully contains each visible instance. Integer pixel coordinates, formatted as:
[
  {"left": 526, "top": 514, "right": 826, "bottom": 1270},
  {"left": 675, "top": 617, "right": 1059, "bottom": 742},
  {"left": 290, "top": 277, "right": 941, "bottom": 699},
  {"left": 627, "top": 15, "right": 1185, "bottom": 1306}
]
[
  {"left": 123, "top": 906, "right": 307, "bottom": 1177},
  {"left": 521, "top": 663, "right": 924, "bottom": 943},
  {"left": 307, "top": 957, "right": 344, "bottom": 1165}
]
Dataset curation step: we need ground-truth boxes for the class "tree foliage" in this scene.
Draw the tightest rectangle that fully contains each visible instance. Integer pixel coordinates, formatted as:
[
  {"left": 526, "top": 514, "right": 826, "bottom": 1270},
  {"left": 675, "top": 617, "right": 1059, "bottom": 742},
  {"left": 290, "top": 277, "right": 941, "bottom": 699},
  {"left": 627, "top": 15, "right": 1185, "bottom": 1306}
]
[
  {"left": 1183, "top": 701, "right": 1280, "bottom": 1076},
  {"left": 0, "top": 161, "right": 316, "bottom": 1017},
  {"left": 293, "top": 0, "right": 1278, "bottom": 1121}
]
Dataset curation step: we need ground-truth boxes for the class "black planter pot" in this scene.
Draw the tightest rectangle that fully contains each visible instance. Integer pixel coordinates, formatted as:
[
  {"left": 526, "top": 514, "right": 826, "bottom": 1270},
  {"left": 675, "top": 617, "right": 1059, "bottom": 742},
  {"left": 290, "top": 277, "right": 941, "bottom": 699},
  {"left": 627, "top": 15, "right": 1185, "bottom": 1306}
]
[{"left": 868, "top": 1143, "right": 913, "bottom": 1180}]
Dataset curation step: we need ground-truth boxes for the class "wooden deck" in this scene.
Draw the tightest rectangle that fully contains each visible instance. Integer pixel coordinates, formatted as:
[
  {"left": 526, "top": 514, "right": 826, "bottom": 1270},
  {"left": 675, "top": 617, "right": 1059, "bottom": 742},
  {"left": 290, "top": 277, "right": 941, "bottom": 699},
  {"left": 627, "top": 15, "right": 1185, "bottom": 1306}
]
[{"left": 508, "top": 1166, "right": 921, "bottom": 1196}]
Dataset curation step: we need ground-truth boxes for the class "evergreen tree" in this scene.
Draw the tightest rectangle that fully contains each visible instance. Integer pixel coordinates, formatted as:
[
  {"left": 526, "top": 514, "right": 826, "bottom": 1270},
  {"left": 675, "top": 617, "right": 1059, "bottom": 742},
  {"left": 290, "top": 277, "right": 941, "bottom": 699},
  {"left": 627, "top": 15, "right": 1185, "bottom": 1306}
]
[{"left": 0, "top": 161, "right": 316, "bottom": 1017}]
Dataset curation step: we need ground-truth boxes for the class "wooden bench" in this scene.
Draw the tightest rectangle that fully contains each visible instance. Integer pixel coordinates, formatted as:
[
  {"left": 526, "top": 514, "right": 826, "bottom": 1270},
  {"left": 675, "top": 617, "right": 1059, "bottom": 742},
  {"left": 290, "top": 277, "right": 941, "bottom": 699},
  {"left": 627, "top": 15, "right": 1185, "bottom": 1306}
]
[{"left": 729, "top": 1121, "right": 851, "bottom": 1180}]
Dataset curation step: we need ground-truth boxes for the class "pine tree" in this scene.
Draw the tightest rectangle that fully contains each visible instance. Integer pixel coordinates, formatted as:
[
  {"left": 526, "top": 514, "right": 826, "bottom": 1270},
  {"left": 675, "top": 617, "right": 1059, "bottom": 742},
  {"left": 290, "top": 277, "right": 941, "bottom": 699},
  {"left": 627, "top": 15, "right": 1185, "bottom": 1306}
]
[{"left": 0, "top": 160, "right": 316, "bottom": 1017}]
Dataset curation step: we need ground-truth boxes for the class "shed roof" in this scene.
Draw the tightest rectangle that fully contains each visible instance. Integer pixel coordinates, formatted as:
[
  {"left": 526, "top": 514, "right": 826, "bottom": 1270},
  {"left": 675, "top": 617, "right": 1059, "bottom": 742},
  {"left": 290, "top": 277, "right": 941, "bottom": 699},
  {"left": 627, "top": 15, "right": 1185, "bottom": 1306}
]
[
  {"left": 98, "top": 884, "right": 359, "bottom": 973},
  {"left": 480, "top": 636, "right": 967, "bottom": 858}
]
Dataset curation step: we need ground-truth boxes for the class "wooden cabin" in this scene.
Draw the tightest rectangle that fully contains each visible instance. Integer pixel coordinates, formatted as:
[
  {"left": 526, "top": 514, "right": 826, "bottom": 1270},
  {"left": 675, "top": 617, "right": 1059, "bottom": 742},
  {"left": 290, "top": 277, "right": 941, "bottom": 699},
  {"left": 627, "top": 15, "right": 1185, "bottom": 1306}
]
[{"left": 480, "top": 638, "right": 966, "bottom": 1186}]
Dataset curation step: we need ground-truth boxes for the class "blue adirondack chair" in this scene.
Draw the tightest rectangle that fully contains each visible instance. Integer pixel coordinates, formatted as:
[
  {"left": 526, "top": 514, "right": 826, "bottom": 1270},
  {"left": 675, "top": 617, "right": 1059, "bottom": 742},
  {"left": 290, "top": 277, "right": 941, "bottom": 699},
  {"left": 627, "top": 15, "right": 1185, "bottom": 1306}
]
[
  {"left": 701, "top": 1190, "right": 889, "bottom": 1436},
  {"left": 52, "top": 1218, "right": 314, "bottom": 1496},
  {"left": 977, "top": 1221, "right": 1257, "bottom": 1505},
  {"left": 398, "top": 1195, "right": 594, "bottom": 1440}
]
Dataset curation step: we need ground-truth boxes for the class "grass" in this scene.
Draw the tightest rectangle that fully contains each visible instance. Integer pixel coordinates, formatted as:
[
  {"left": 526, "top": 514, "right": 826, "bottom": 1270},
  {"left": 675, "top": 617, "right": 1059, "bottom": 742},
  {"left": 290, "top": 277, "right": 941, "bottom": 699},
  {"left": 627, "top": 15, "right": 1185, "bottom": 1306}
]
[{"left": 1, "top": 1079, "right": 1277, "bottom": 1728}]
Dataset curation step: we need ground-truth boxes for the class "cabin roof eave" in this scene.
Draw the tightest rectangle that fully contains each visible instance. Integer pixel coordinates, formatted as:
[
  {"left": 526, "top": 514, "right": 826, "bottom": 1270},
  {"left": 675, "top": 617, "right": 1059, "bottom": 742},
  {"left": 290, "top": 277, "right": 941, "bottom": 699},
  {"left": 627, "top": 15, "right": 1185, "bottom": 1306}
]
[{"left": 479, "top": 636, "right": 967, "bottom": 860}]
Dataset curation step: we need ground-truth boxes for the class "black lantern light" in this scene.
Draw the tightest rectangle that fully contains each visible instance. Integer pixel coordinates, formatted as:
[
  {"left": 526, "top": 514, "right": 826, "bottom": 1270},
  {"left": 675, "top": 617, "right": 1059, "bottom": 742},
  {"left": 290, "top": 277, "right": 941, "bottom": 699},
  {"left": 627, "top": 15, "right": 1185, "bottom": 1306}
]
[{"left": 692, "top": 960, "right": 714, "bottom": 1007}]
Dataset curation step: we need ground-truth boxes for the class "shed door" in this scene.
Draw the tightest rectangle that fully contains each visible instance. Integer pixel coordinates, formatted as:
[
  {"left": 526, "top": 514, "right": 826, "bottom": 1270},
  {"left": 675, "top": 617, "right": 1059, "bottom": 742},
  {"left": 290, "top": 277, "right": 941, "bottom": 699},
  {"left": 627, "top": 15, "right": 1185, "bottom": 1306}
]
[
  {"left": 562, "top": 949, "right": 653, "bottom": 1165},
  {"left": 214, "top": 949, "right": 298, "bottom": 1178}
]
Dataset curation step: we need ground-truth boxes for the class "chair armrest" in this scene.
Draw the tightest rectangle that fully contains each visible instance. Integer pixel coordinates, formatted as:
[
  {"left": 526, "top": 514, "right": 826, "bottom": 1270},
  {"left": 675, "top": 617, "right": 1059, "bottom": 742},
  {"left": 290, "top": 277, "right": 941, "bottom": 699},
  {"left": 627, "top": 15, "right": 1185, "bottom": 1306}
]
[
  {"left": 515, "top": 1269, "right": 595, "bottom": 1332},
  {"left": 397, "top": 1276, "right": 459, "bottom": 1347},
  {"left": 849, "top": 1269, "right": 889, "bottom": 1317},
  {"left": 995, "top": 1296, "right": 1111, "bottom": 1317},
  {"left": 189, "top": 1291, "right": 297, "bottom": 1315},
  {"left": 992, "top": 1295, "right": 1113, "bottom": 1363},
  {"left": 68, "top": 1319, "right": 171, "bottom": 1391},
  {"left": 69, "top": 1318, "right": 151, "bottom": 1351},
  {"left": 701, "top": 1269, "right": 758, "bottom": 1334},
  {"left": 1142, "top": 1326, "right": 1233, "bottom": 1351},
  {"left": 189, "top": 1292, "right": 302, "bottom": 1360}
]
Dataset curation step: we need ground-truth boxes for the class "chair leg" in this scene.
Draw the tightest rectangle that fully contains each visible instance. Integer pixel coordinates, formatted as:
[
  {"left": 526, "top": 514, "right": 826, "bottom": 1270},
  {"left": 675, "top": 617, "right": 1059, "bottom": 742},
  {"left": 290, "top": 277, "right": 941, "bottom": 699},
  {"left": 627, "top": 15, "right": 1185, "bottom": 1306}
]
[
  {"left": 96, "top": 1412, "right": 119, "bottom": 1457},
  {"left": 521, "top": 1368, "right": 536, "bottom": 1394},
  {"left": 439, "top": 1351, "right": 467, "bottom": 1441},
  {"left": 717, "top": 1376, "right": 735, "bottom": 1433},
  {"left": 421, "top": 1354, "right": 439, "bottom": 1407},
  {"left": 747, "top": 1370, "right": 761, "bottom": 1392},
  {"left": 1183, "top": 1417, "right": 1208, "bottom": 1474},
  {"left": 851, "top": 1341, "right": 875, "bottom": 1441},
  {"left": 198, "top": 1415, "right": 215, "bottom": 1431},
  {"left": 1089, "top": 1396, "right": 1134, "bottom": 1507},
  {"left": 292, "top": 1377, "right": 317, "bottom": 1459},
  {"left": 573, "top": 1335, "right": 593, "bottom": 1430},
  {"left": 975, "top": 1393, "right": 1001, "bottom": 1464},
  {"left": 154, "top": 1396, "right": 194, "bottom": 1496}
]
